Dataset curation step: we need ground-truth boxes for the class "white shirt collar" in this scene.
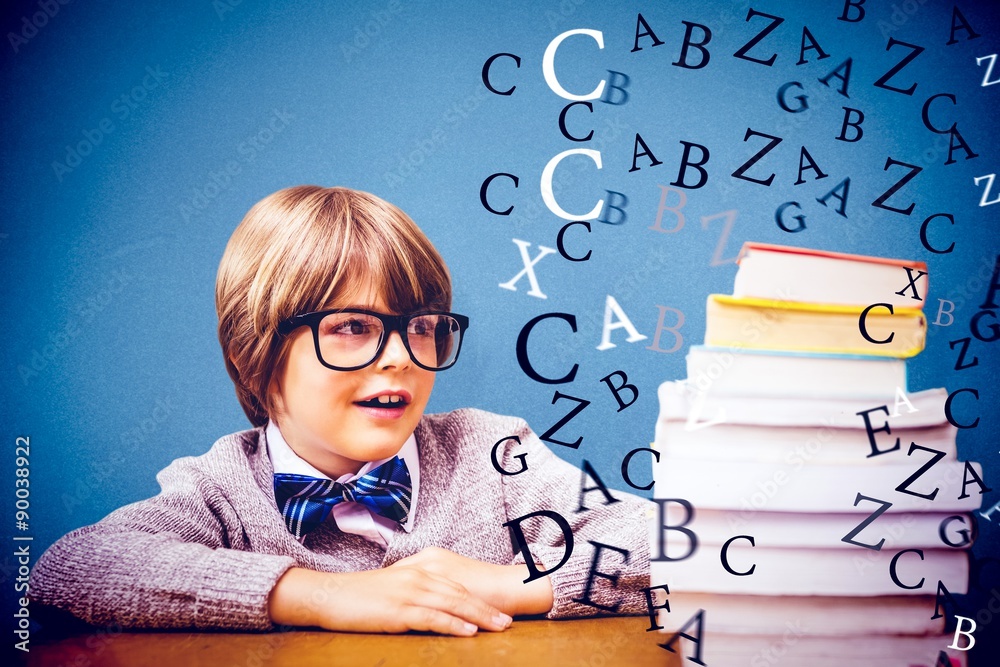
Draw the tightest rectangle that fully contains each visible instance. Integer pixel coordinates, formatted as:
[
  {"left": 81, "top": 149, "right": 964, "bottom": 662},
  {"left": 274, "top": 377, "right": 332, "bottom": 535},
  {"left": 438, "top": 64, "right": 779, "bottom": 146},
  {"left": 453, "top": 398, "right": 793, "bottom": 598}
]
[{"left": 265, "top": 420, "right": 420, "bottom": 534}]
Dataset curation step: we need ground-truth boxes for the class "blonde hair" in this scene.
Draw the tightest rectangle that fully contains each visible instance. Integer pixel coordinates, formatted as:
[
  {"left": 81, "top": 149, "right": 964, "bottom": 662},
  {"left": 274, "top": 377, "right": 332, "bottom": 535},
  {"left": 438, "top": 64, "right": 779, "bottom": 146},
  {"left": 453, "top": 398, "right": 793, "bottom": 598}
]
[{"left": 216, "top": 185, "right": 452, "bottom": 426}]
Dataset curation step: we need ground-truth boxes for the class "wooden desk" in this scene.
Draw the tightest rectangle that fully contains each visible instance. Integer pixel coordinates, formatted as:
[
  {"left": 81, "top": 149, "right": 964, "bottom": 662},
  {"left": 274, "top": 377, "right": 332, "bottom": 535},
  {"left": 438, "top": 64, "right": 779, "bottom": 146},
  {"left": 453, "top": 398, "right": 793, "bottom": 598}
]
[{"left": 28, "top": 616, "right": 682, "bottom": 667}]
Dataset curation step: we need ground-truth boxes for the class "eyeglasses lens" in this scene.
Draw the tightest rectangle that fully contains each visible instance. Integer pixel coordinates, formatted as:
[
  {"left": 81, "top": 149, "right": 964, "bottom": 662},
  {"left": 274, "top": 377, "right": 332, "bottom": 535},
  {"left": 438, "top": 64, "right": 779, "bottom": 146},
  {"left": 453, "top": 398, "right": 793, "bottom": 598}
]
[{"left": 317, "top": 313, "right": 461, "bottom": 369}]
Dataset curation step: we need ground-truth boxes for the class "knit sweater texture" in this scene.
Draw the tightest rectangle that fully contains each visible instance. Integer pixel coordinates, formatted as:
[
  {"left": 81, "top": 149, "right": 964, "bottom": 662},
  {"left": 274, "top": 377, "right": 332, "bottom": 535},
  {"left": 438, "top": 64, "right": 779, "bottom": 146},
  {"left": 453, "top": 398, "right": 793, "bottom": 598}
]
[{"left": 30, "top": 409, "right": 652, "bottom": 630}]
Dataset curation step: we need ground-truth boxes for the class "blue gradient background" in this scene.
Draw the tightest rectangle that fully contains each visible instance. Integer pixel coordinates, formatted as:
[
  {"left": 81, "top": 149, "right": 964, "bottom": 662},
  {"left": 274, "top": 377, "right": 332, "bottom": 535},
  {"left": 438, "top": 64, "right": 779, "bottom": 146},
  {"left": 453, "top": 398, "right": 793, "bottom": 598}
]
[{"left": 2, "top": 0, "right": 999, "bottom": 661}]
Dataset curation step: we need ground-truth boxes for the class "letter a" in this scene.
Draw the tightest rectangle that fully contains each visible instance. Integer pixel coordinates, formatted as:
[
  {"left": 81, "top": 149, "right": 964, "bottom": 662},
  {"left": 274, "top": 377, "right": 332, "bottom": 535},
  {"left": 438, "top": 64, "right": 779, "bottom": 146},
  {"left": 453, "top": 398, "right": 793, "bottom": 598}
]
[
  {"left": 891, "top": 386, "right": 918, "bottom": 416},
  {"left": 596, "top": 295, "right": 647, "bottom": 350}
]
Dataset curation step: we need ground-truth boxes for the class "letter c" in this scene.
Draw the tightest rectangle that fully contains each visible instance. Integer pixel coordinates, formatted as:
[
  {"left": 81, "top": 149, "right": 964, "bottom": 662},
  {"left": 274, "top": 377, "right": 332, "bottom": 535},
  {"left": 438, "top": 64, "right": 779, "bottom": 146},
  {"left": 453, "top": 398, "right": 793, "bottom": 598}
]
[
  {"left": 919, "top": 213, "right": 955, "bottom": 254},
  {"left": 491, "top": 435, "right": 528, "bottom": 475},
  {"left": 515, "top": 312, "right": 579, "bottom": 384},
  {"left": 556, "top": 221, "right": 592, "bottom": 262},
  {"left": 889, "top": 548, "right": 926, "bottom": 590},
  {"left": 621, "top": 447, "right": 659, "bottom": 490},
  {"left": 920, "top": 93, "right": 957, "bottom": 134},
  {"left": 480, "top": 172, "right": 519, "bottom": 216},
  {"left": 859, "top": 303, "right": 895, "bottom": 344},
  {"left": 720, "top": 535, "right": 756, "bottom": 576},
  {"left": 541, "top": 149, "right": 603, "bottom": 221},
  {"left": 558, "top": 101, "right": 594, "bottom": 142},
  {"left": 945, "top": 387, "right": 980, "bottom": 429},
  {"left": 542, "top": 29, "right": 606, "bottom": 101},
  {"left": 482, "top": 53, "right": 521, "bottom": 96}
]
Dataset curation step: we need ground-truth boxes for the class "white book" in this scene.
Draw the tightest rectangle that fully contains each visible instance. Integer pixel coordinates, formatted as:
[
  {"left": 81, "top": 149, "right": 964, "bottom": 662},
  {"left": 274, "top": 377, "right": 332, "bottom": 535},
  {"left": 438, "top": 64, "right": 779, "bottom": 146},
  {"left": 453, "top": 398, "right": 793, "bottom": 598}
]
[
  {"left": 659, "top": 506, "right": 974, "bottom": 551},
  {"left": 655, "top": 630, "right": 966, "bottom": 667},
  {"left": 686, "top": 345, "right": 908, "bottom": 400},
  {"left": 652, "top": 591, "right": 945, "bottom": 636},
  {"left": 652, "top": 456, "right": 985, "bottom": 514},
  {"left": 649, "top": 545, "right": 968, "bottom": 596},
  {"left": 656, "top": 380, "right": 948, "bottom": 431},
  {"left": 656, "top": 421, "right": 958, "bottom": 465},
  {"left": 732, "top": 242, "right": 930, "bottom": 309}
]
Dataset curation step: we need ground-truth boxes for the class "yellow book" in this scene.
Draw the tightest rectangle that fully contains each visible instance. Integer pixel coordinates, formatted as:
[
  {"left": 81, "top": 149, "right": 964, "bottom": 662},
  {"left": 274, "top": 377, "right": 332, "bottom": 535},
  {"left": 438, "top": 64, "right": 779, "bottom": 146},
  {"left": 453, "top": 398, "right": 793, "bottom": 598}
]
[{"left": 704, "top": 295, "right": 926, "bottom": 358}]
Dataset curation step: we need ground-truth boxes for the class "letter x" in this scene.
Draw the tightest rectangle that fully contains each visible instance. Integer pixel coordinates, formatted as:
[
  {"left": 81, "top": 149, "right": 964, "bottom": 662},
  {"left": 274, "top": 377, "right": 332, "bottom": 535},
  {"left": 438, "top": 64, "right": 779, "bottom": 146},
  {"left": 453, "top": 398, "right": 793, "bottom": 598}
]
[
  {"left": 894, "top": 267, "right": 927, "bottom": 301},
  {"left": 499, "top": 238, "right": 557, "bottom": 299}
]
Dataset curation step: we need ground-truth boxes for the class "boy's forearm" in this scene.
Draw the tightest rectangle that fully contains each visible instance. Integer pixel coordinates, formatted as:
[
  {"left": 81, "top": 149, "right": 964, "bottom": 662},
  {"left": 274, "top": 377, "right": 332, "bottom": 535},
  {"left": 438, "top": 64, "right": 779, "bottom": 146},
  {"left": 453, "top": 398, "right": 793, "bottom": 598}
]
[
  {"left": 268, "top": 567, "right": 324, "bottom": 627},
  {"left": 507, "top": 563, "right": 554, "bottom": 616}
]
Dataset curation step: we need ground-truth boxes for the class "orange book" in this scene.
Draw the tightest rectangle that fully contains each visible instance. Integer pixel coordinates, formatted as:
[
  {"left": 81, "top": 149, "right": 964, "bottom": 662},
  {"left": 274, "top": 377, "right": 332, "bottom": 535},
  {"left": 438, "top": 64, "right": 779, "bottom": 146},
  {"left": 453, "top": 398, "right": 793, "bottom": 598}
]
[{"left": 734, "top": 242, "right": 929, "bottom": 309}]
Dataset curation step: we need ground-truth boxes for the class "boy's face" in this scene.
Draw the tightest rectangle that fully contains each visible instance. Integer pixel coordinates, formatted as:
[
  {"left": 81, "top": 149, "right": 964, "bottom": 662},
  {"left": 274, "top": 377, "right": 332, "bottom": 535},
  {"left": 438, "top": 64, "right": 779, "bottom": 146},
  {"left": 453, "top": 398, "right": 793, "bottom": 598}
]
[{"left": 269, "top": 284, "right": 436, "bottom": 478}]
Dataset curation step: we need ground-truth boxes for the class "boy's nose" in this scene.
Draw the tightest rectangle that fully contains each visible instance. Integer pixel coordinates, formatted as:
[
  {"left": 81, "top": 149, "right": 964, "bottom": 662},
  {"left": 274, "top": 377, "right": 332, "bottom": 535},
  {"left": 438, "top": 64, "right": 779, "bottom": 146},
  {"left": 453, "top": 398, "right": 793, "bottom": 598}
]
[{"left": 377, "top": 330, "right": 411, "bottom": 369}]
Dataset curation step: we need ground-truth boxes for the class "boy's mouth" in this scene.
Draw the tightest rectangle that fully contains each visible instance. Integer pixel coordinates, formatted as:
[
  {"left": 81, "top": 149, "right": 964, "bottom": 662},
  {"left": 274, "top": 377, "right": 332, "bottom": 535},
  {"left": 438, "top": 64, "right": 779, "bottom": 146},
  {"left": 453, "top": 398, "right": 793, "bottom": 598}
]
[
  {"left": 354, "top": 391, "right": 412, "bottom": 409},
  {"left": 355, "top": 396, "right": 407, "bottom": 408}
]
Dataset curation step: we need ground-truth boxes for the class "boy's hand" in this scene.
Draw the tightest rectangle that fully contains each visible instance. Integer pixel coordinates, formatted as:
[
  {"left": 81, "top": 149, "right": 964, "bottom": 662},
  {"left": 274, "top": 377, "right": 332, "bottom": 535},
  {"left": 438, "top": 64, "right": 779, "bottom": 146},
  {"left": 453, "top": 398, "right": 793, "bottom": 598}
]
[
  {"left": 268, "top": 566, "right": 512, "bottom": 636},
  {"left": 389, "top": 547, "right": 554, "bottom": 617}
]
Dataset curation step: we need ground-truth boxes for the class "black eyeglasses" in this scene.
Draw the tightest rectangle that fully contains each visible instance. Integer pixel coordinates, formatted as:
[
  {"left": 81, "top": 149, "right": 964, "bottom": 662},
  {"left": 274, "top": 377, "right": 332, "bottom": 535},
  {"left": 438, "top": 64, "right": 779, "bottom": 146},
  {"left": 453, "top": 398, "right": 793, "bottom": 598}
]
[{"left": 278, "top": 309, "right": 470, "bottom": 372}]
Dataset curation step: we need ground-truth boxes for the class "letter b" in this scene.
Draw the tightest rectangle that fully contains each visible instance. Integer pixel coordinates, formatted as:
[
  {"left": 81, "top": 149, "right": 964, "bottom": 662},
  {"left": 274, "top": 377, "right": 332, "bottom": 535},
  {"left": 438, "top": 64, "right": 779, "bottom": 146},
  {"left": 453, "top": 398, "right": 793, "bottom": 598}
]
[
  {"left": 671, "top": 141, "right": 710, "bottom": 189},
  {"left": 933, "top": 299, "right": 955, "bottom": 326},
  {"left": 602, "top": 71, "right": 630, "bottom": 105},
  {"left": 839, "top": 0, "right": 866, "bottom": 23},
  {"left": 948, "top": 616, "right": 976, "bottom": 650},
  {"left": 651, "top": 499, "right": 698, "bottom": 562},
  {"left": 672, "top": 21, "right": 712, "bottom": 70},
  {"left": 600, "top": 370, "right": 638, "bottom": 412},
  {"left": 837, "top": 107, "right": 864, "bottom": 142}
]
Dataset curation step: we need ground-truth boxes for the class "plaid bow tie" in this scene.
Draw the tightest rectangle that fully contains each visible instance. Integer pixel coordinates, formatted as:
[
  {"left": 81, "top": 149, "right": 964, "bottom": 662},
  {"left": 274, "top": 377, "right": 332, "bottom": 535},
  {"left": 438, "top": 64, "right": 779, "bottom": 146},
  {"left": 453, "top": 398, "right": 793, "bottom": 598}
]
[{"left": 273, "top": 456, "right": 412, "bottom": 538}]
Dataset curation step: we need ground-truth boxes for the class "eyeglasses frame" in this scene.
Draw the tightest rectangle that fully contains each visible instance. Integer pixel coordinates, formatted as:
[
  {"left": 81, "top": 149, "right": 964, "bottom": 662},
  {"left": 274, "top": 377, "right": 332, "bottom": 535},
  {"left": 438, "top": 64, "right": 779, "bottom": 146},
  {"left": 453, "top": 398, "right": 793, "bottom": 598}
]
[{"left": 277, "top": 308, "right": 470, "bottom": 372}]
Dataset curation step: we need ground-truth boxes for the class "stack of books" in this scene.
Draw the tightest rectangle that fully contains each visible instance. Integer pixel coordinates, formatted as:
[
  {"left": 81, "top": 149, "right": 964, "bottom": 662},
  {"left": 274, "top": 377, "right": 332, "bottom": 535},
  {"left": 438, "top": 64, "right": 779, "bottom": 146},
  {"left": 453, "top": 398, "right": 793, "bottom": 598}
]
[{"left": 649, "top": 243, "right": 985, "bottom": 666}]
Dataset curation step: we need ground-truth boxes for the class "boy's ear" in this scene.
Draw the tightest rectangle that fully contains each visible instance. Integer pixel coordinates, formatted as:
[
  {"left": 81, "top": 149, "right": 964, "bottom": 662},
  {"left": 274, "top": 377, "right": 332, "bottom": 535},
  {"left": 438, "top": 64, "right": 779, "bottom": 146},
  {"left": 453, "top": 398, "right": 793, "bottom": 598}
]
[{"left": 268, "top": 377, "right": 285, "bottom": 419}]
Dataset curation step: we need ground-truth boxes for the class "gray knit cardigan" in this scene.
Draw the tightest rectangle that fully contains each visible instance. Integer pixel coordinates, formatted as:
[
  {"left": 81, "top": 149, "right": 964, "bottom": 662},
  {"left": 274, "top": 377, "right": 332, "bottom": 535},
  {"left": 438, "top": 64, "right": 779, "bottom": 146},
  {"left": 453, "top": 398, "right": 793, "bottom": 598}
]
[{"left": 30, "top": 408, "right": 652, "bottom": 630}]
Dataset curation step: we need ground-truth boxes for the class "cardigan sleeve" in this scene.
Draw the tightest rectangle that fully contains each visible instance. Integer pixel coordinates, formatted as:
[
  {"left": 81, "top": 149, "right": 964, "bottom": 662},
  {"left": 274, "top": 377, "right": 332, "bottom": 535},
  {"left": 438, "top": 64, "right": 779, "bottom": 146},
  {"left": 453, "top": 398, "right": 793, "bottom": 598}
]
[
  {"left": 29, "top": 452, "right": 297, "bottom": 631},
  {"left": 498, "top": 417, "right": 653, "bottom": 618}
]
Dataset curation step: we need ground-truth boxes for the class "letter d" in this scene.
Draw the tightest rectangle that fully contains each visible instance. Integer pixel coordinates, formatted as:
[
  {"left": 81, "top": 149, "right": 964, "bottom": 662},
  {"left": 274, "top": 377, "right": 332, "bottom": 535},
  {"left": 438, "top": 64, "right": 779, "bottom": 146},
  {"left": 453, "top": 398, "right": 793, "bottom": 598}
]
[{"left": 503, "top": 510, "right": 574, "bottom": 582}]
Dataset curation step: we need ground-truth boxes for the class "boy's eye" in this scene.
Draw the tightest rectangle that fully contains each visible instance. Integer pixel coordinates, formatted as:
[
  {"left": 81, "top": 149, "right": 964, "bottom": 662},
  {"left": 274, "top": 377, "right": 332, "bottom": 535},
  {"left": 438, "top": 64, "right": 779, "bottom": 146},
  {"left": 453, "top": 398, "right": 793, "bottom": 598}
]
[
  {"left": 408, "top": 317, "right": 436, "bottom": 337},
  {"left": 323, "top": 316, "right": 378, "bottom": 336}
]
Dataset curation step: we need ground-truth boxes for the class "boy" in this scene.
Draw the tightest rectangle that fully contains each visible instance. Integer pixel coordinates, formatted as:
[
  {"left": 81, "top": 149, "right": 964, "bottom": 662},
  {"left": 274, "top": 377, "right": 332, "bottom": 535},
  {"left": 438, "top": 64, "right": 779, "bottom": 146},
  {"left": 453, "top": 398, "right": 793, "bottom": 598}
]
[{"left": 31, "top": 186, "right": 651, "bottom": 636}]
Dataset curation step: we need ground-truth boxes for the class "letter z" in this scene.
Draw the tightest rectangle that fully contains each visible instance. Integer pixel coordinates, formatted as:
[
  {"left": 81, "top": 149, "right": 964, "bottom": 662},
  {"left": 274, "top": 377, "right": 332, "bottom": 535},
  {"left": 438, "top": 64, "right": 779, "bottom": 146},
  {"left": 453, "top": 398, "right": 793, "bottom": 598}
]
[
  {"left": 842, "top": 493, "right": 893, "bottom": 550},
  {"left": 895, "top": 443, "right": 946, "bottom": 500},
  {"left": 540, "top": 392, "right": 591, "bottom": 449}
]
